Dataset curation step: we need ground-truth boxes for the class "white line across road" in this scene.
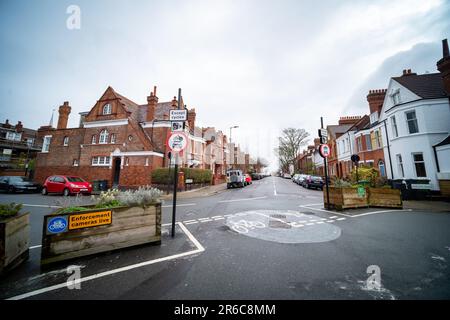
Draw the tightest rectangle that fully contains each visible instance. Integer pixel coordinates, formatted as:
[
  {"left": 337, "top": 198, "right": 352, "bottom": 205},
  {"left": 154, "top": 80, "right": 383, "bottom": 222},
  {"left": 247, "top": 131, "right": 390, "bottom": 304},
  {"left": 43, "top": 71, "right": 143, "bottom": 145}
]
[
  {"left": 162, "top": 203, "right": 197, "bottom": 208},
  {"left": 300, "top": 204, "right": 413, "bottom": 218},
  {"left": 8, "top": 222, "right": 204, "bottom": 301},
  {"left": 299, "top": 205, "right": 352, "bottom": 217},
  {"left": 22, "top": 204, "right": 62, "bottom": 209},
  {"left": 218, "top": 196, "right": 267, "bottom": 203}
]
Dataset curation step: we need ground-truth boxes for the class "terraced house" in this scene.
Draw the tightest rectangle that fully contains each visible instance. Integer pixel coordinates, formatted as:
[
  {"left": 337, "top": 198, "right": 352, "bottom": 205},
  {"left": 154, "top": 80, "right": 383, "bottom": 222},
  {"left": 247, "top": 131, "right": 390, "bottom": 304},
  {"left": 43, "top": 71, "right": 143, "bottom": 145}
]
[{"left": 34, "top": 86, "right": 223, "bottom": 188}]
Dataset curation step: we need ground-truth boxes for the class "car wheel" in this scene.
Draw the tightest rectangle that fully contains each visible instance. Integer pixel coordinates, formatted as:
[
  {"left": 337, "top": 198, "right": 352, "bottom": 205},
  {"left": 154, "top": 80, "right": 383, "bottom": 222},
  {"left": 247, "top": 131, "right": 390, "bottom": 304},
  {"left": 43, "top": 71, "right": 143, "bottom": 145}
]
[
  {"left": 63, "top": 188, "right": 70, "bottom": 197},
  {"left": 41, "top": 187, "right": 48, "bottom": 195}
]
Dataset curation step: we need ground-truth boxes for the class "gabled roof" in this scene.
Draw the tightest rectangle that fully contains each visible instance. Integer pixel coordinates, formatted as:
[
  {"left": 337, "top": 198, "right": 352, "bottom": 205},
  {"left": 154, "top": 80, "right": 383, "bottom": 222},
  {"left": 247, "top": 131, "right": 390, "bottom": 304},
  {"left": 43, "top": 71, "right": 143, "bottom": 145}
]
[
  {"left": 392, "top": 73, "right": 446, "bottom": 99},
  {"left": 327, "top": 124, "right": 354, "bottom": 139}
]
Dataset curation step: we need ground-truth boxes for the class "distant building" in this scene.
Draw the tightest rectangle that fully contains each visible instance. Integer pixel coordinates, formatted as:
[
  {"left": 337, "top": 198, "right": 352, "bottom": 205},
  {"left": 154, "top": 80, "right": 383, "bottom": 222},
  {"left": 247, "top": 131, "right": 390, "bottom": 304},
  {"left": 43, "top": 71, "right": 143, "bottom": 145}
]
[{"left": 0, "top": 119, "right": 41, "bottom": 175}]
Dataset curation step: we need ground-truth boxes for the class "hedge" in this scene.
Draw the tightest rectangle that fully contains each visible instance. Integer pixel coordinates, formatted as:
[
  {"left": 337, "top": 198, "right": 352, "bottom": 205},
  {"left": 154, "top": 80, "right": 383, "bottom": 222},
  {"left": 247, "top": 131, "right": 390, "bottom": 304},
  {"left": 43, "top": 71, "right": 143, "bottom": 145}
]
[{"left": 151, "top": 168, "right": 213, "bottom": 185}]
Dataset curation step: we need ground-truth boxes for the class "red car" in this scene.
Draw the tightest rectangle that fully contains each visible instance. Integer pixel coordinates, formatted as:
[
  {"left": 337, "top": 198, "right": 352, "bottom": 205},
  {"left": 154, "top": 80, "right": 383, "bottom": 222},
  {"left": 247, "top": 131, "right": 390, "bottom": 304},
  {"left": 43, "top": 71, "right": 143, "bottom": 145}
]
[
  {"left": 41, "top": 175, "right": 93, "bottom": 196},
  {"left": 244, "top": 174, "right": 252, "bottom": 186}
]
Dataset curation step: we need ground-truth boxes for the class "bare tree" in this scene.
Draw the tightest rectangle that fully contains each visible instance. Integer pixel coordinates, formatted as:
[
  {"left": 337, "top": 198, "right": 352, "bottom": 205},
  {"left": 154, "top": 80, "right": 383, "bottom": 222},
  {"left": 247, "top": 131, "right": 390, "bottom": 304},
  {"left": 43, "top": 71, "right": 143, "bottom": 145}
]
[{"left": 275, "top": 128, "right": 309, "bottom": 173}]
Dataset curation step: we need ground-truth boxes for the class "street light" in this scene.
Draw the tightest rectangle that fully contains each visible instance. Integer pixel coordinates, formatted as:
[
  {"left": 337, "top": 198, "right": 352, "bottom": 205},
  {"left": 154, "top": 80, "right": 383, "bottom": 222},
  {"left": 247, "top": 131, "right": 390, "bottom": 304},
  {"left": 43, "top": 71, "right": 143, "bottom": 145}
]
[
  {"left": 229, "top": 126, "right": 239, "bottom": 170},
  {"left": 229, "top": 125, "right": 239, "bottom": 144}
]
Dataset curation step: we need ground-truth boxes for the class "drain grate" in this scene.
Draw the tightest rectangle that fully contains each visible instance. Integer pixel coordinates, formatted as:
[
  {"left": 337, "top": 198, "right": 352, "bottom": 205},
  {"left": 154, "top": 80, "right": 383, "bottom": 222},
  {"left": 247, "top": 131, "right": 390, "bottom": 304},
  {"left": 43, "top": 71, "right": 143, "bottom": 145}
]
[{"left": 270, "top": 214, "right": 287, "bottom": 219}]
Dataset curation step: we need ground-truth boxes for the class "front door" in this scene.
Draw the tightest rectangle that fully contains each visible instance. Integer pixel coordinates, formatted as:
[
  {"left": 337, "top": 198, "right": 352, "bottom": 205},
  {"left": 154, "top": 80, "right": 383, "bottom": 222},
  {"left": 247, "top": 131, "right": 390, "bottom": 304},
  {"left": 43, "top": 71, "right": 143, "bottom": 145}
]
[{"left": 113, "top": 158, "right": 121, "bottom": 187}]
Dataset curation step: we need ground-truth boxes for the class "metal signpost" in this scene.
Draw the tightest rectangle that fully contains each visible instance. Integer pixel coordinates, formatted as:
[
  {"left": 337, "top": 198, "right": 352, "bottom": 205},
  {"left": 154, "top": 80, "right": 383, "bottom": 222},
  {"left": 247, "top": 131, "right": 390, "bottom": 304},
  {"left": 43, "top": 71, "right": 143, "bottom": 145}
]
[
  {"left": 351, "top": 154, "right": 360, "bottom": 182},
  {"left": 168, "top": 88, "right": 188, "bottom": 238},
  {"left": 319, "top": 117, "right": 330, "bottom": 209}
]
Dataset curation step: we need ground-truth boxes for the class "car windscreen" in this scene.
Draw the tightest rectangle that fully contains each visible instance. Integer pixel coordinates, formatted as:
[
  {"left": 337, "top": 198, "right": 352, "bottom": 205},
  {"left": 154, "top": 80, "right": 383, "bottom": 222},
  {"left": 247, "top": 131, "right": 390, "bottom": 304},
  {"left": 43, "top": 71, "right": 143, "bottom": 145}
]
[
  {"left": 8, "top": 177, "right": 30, "bottom": 183},
  {"left": 67, "top": 177, "right": 85, "bottom": 182}
]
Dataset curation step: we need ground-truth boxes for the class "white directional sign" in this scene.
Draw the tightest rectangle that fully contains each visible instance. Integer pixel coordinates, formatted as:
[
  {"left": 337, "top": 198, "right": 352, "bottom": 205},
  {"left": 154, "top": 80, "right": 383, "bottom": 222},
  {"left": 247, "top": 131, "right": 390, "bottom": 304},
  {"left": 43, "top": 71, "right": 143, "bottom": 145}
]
[
  {"left": 167, "top": 132, "right": 188, "bottom": 153},
  {"left": 169, "top": 109, "right": 188, "bottom": 121}
]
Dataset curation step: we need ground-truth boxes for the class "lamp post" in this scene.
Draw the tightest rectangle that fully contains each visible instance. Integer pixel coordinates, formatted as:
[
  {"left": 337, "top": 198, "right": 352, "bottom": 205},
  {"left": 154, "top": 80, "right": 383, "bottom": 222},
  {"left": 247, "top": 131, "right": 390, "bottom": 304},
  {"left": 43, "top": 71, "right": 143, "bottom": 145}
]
[{"left": 229, "top": 126, "right": 239, "bottom": 169}]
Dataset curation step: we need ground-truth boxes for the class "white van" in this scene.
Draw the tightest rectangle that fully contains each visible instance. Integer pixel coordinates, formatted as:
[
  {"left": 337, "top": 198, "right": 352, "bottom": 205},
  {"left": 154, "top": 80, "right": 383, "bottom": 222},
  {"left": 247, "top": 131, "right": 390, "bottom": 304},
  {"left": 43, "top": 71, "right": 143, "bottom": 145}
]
[{"left": 226, "top": 170, "right": 245, "bottom": 189}]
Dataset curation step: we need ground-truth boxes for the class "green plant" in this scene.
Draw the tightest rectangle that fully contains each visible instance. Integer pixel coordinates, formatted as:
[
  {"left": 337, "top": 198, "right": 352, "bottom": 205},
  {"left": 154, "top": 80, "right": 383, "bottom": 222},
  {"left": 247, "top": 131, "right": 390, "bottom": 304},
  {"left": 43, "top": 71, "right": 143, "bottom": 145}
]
[
  {"left": 57, "top": 206, "right": 89, "bottom": 214},
  {"left": 117, "top": 186, "right": 162, "bottom": 207},
  {"left": 350, "top": 166, "right": 379, "bottom": 187},
  {"left": 151, "top": 168, "right": 212, "bottom": 185},
  {"left": 92, "top": 189, "right": 121, "bottom": 208},
  {"left": 332, "top": 178, "right": 352, "bottom": 188},
  {"left": 0, "top": 203, "right": 23, "bottom": 219}
]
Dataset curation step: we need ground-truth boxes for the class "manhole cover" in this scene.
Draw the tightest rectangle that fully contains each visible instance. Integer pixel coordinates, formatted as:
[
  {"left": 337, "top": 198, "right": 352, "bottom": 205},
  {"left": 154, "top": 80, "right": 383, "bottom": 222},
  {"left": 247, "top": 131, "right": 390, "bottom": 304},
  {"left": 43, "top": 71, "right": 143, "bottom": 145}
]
[{"left": 226, "top": 210, "right": 341, "bottom": 244}]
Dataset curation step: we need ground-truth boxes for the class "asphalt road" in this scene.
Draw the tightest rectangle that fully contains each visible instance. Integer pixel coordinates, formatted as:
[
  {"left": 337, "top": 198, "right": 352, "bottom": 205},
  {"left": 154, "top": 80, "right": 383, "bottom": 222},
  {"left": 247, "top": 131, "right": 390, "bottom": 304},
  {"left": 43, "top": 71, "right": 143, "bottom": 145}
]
[{"left": 1, "top": 177, "right": 450, "bottom": 300}]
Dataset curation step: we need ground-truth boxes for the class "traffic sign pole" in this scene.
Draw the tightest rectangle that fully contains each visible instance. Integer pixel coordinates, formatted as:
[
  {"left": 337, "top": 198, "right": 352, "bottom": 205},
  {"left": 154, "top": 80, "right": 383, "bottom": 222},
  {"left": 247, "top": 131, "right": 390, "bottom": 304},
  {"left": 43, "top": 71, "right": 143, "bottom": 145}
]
[
  {"left": 171, "top": 88, "right": 182, "bottom": 238},
  {"left": 321, "top": 117, "right": 330, "bottom": 210}
]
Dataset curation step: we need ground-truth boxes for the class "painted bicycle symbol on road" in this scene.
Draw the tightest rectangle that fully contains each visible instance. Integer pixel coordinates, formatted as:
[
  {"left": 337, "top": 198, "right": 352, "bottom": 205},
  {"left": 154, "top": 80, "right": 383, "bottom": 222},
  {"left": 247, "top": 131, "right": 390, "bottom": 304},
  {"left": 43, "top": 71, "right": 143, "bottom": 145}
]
[{"left": 229, "top": 219, "right": 266, "bottom": 234}]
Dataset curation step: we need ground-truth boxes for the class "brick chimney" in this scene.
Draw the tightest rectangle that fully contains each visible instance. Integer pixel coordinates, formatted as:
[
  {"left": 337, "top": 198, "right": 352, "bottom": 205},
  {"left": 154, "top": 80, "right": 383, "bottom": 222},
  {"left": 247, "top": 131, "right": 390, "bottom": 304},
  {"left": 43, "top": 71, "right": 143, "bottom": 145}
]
[
  {"left": 171, "top": 96, "right": 178, "bottom": 109},
  {"left": 437, "top": 38, "right": 450, "bottom": 96},
  {"left": 15, "top": 121, "right": 23, "bottom": 132},
  {"left": 188, "top": 108, "right": 196, "bottom": 131},
  {"left": 146, "top": 86, "right": 158, "bottom": 122},
  {"left": 401, "top": 69, "right": 417, "bottom": 77},
  {"left": 366, "top": 89, "right": 387, "bottom": 115},
  {"left": 3, "top": 119, "right": 11, "bottom": 129},
  {"left": 57, "top": 101, "right": 71, "bottom": 129},
  {"left": 338, "top": 116, "right": 361, "bottom": 125}
]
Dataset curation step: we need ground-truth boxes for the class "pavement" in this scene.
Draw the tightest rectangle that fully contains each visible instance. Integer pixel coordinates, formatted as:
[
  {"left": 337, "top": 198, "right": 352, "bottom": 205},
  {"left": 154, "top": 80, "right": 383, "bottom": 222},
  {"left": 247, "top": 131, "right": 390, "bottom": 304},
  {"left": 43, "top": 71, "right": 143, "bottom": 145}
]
[
  {"left": 1, "top": 176, "right": 450, "bottom": 300},
  {"left": 403, "top": 200, "right": 450, "bottom": 212},
  {"left": 161, "top": 183, "right": 227, "bottom": 200}
]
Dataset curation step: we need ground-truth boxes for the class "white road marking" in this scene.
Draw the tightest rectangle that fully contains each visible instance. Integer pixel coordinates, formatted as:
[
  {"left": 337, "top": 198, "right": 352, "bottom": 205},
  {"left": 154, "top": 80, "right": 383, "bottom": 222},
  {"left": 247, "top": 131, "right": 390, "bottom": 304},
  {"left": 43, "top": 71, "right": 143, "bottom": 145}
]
[
  {"left": 29, "top": 245, "right": 42, "bottom": 250},
  {"left": 7, "top": 222, "right": 204, "bottom": 300},
  {"left": 299, "top": 205, "right": 352, "bottom": 218},
  {"left": 326, "top": 220, "right": 335, "bottom": 223},
  {"left": 218, "top": 196, "right": 267, "bottom": 203},
  {"left": 224, "top": 214, "right": 233, "bottom": 217},
  {"left": 213, "top": 217, "right": 225, "bottom": 220},
  {"left": 306, "top": 223, "right": 315, "bottom": 226},
  {"left": 22, "top": 204, "right": 62, "bottom": 209},
  {"left": 349, "top": 209, "right": 413, "bottom": 217},
  {"left": 200, "top": 219, "right": 212, "bottom": 223},
  {"left": 336, "top": 218, "right": 346, "bottom": 221},
  {"left": 316, "top": 221, "right": 324, "bottom": 224},
  {"left": 272, "top": 177, "right": 277, "bottom": 196},
  {"left": 162, "top": 203, "right": 196, "bottom": 208},
  {"left": 182, "top": 219, "right": 197, "bottom": 223},
  {"left": 198, "top": 218, "right": 212, "bottom": 221},
  {"left": 211, "top": 216, "right": 223, "bottom": 219},
  {"left": 329, "top": 216, "right": 338, "bottom": 219},
  {"left": 184, "top": 221, "right": 198, "bottom": 225}
]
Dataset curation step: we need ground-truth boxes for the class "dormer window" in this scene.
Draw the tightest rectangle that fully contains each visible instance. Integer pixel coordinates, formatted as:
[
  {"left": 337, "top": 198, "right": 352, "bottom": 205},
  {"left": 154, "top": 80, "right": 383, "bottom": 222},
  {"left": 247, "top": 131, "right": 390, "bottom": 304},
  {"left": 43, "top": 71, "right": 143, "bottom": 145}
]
[
  {"left": 99, "top": 130, "right": 109, "bottom": 144},
  {"left": 102, "top": 103, "right": 112, "bottom": 115},
  {"left": 390, "top": 89, "right": 401, "bottom": 105}
]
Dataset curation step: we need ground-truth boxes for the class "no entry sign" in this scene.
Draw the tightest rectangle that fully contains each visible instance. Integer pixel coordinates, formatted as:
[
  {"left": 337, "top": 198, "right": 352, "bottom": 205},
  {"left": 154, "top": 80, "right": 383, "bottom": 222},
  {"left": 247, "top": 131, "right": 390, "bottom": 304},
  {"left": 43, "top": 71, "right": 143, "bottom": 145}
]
[
  {"left": 319, "top": 144, "right": 331, "bottom": 158},
  {"left": 167, "top": 132, "right": 188, "bottom": 153}
]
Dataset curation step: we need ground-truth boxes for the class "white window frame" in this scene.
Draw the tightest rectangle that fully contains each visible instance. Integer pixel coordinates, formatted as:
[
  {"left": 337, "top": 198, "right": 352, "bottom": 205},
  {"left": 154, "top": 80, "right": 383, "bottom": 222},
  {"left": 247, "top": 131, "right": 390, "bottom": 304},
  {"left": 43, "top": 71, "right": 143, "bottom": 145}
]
[
  {"left": 391, "top": 115, "right": 398, "bottom": 138},
  {"left": 42, "top": 135, "right": 52, "bottom": 153},
  {"left": 91, "top": 135, "right": 96, "bottom": 144},
  {"left": 91, "top": 156, "right": 111, "bottom": 166},
  {"left": 396, "top": 154, "right": 404, "bottom": 178},
  {"left": 99, "top": 130, "right": 109, "bottom": 144},
  {"left": 6, "top": 131, "right": 22, "bottom": 141},
  {"left": 405, "top": 110, "right": 419, "bottom": 134},
  {"left": 102, "top": 103, "right": 112, "bottom": 115},
  {"left": 412, "top": 152, "right": 427, "bottom": 178},
  {"left": 63, "top": 136, "right": 69, "bottom": 146},
  {"left": 110, "top": 133, "right": 116, "bottom": 144}
]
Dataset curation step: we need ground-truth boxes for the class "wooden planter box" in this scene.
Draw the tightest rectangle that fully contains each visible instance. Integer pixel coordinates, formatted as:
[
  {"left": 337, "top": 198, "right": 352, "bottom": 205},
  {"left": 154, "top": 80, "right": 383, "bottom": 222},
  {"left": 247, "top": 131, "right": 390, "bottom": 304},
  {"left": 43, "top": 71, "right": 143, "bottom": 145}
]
[
  {"left": 0, "top": 212, "right": 30, "bottom": 275},
  {"left": 368, "top": 188, "right": 402, "bottom": 208},
  {"left": 41, "top": 203, "right": 162, "bottom": 265},
  {"left": 324, "top": 187, "right": 369, "bottom": 211}
]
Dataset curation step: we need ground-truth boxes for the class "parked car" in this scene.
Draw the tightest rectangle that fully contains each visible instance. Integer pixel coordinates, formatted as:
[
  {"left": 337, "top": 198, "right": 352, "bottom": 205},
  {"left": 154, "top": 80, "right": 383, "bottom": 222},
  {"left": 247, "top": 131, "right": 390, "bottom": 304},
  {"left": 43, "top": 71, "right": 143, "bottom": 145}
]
[
  {"left": 251, "top": 173, "right": 261, "bottom": 180},
  {"left": 226, "top": 170, "right": 246, "bottom": 189},
  {"left": 292, "top": 174, "right": 300, "bottom": 182},
  {"left": 41, "top": 175, "right": 93, "bottom": 196},
  {"left": 296, "top": 174, "right": 307, "bottom": 185},
  {"left": 304, "top": 175, "right": 324, "bottom": 190},
  {"left": 0, "top": 176, "right": 41, "bottom": 193},
  {"left": 283, "top": 173, "right": 291, "bottom": 179},
  {"left": 245, "top": 174, "right": 253, "bottom": 186}
]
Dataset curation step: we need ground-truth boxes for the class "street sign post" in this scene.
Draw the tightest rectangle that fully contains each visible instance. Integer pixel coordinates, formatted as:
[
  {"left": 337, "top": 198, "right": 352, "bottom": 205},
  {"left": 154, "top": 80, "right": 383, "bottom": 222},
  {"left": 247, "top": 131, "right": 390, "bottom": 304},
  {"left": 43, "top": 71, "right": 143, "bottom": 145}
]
[
  {"left": 318, "top": 128, "right": 328, "bottom": 144},
  {"left": 320, "top": 117, "right": 330, "bottom": 210},
  {"left": 171, "top": 121, "right": 184, "bottom": 132},
  {"left": 167, "top": 132, "right": 188, "bottom": 153}
]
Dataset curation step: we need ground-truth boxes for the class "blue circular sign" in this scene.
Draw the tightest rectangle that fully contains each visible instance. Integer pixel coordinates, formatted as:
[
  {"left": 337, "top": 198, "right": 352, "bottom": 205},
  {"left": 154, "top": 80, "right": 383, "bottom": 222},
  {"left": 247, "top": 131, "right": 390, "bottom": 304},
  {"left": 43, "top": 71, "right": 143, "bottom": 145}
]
[{"left": 47, "top": 216, "right": 67, "bottom": 234}]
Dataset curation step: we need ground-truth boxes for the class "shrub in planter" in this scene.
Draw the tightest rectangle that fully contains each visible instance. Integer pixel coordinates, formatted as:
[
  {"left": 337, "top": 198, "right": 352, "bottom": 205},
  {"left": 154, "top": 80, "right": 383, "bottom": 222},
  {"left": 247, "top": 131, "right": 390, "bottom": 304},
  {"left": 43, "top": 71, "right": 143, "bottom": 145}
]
[
  {"left": 0, "top": 203, "right": 30, "bottom": 275},
  {"left": 41, "top": 186, "right": 163, "bottom": 265},
  {"left": 151, "top": 168, "right": 213, "bottom": 185},
  {"left": 350, "top": 166, "right": 379, "bottom": 187}
]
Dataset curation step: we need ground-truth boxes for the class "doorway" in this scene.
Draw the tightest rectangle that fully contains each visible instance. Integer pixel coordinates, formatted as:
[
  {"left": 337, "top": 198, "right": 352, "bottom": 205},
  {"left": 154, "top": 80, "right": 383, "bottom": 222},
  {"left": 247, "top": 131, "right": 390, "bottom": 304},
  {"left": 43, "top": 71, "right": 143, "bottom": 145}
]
[{"left": 113, "top": 158, "right": 121, "bottom": 187}]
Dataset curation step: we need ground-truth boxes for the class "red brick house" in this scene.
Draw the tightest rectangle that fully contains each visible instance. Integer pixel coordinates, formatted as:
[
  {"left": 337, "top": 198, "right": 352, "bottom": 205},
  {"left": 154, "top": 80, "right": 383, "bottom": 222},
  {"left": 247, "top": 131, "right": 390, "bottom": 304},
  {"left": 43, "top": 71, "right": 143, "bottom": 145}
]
[{"left": 35, "top": 86, "right": 197, "bottom": 189}]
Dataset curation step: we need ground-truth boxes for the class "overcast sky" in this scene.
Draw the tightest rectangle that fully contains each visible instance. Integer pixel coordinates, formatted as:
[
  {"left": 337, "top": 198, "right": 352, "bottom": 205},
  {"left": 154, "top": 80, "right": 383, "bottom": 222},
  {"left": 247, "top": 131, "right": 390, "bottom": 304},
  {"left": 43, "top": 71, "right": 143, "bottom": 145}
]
[{"left": 1, "top": 0, "right": 449, "bottom": 171}]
